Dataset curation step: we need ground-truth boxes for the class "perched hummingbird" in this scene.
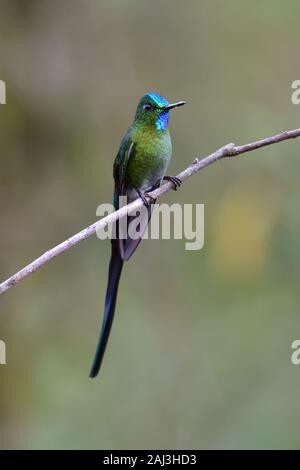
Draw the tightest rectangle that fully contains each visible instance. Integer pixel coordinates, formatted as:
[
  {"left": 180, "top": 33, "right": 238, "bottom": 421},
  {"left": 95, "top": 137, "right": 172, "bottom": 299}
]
[{"left": 90, "top": 93, "right": 185, "bottom": 378}]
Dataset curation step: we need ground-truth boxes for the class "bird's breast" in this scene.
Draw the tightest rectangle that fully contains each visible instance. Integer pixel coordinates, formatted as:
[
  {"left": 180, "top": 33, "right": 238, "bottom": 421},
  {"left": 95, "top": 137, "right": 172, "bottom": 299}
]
[{"left": 126, "top": 128, "right": 172, "bottom": 192}]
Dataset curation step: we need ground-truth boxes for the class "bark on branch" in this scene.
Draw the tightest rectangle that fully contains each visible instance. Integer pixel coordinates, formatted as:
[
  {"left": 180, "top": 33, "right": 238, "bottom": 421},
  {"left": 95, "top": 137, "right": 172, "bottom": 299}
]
[{"left": 1, "top": 127, "right": 300, "bottom": 295}]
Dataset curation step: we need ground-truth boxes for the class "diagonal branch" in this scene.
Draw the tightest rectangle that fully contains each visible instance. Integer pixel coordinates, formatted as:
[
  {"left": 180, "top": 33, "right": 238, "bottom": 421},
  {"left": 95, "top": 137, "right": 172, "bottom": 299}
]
[{"left": 1, "top": 127, "right": 300, "bottom": 295}]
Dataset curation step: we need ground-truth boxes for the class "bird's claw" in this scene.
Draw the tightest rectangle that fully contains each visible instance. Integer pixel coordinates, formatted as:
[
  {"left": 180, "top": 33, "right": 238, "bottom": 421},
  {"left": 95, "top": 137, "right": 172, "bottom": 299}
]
[
  {"left": 163, "top": 175, "right": 182, "bottom": 191},
  {"left": 144, "top": 192, "right": 156, "bottom": 207},
  {"left": 136, "top": 188, "right": 156, "bottom": 208}
]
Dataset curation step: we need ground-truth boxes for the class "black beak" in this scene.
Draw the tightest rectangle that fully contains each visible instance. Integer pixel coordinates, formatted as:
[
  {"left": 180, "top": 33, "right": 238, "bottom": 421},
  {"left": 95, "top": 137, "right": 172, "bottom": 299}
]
[{"left": 164, "top": 101, "right": 186, "bottom": 111}]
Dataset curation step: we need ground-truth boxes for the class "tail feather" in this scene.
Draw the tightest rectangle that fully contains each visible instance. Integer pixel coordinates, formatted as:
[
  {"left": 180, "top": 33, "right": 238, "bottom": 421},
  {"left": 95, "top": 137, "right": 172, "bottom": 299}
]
[
  {"left": 89, "top": 244, "right": 123, "bottom": 378},
  {"left": 120, "top": 201, "right": 155, "bottom": 261},
  {"left": 90, "top": 182, "right": 159, "bottom": 378},
  {"left": 119, "top": 181, "right": 160, "bottom": 261}
]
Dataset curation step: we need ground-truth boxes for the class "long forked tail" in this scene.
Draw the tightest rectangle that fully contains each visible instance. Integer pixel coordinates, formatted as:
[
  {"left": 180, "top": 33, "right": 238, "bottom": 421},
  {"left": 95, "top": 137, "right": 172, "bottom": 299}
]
[{"left": 89, "top": 245, "right": 124, "bottom": 378}]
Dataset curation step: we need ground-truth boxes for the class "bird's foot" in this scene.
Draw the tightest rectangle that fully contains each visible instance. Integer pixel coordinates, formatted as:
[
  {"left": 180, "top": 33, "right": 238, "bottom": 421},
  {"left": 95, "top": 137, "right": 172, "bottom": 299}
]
[
  {"left": 163, "top": 175, "right": 182, "bottom": 191},
  {"left": 136, "top": 188, "right": 156, "bottom": 208}
]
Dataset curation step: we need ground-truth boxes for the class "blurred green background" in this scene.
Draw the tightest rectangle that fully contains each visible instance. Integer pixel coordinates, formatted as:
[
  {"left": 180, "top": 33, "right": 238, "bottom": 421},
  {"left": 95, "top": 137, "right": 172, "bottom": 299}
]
[{"left": 1, "top": 0, "right": 300, "bottom": 450}]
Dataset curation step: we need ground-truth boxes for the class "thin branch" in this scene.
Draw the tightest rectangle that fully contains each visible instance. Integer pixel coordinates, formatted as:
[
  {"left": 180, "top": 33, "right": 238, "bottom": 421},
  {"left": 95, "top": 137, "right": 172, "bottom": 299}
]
[{"left": 1, "top": 127, "right": 300, "bottom": 295}]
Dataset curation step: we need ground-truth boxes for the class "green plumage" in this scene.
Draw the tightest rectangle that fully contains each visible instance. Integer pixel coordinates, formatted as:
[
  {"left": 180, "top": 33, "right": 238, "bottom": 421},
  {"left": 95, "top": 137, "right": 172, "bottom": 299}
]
[{"left": 114, "top": 124, "right": 171, "bottom": 199}]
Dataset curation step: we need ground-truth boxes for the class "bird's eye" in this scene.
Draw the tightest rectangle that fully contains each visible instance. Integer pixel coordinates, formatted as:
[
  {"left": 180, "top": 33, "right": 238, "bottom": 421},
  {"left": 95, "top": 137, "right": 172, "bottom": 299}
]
[{"left": 143, "top": 104, "right": 153, "bottom": 111}]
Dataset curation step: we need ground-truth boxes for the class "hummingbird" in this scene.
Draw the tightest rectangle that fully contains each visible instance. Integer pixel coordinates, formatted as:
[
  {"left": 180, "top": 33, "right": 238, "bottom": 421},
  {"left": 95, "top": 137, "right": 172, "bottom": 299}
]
[{"left": 90, "top": 93, "right": 185, "bottom": 378}]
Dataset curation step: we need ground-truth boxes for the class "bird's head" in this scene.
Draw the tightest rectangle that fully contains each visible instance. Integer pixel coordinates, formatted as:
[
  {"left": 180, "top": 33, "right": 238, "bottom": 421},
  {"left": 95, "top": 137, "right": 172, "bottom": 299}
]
[{"left": 134, "top": 93, "right": 185, "bottom": 131}]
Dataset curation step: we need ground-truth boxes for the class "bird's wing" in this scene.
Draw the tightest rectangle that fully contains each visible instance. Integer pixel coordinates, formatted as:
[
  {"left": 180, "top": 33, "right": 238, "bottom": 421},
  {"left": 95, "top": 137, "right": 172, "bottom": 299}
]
[
  {"left": 113, "top": 129, "right": 135, "bottom": 205},
  {"left": 90, "top": 135, "right": 134, "bottom": 378},
  {"left": 113, "top": 131, "right": 155, "bottom": 261}
]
